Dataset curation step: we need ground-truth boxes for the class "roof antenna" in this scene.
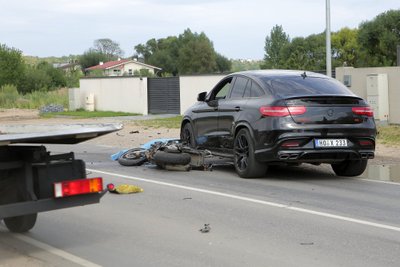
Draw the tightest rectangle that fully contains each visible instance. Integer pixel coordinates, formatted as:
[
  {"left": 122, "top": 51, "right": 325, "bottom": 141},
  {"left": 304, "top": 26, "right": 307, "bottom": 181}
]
[{"left": 301, "top": 71, "right": 307, "bottom": 79}]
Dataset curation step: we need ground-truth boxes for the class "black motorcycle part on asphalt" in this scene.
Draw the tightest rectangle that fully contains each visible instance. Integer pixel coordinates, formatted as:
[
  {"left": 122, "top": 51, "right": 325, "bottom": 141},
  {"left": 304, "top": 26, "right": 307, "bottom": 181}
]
[
  {"left": 153, "top": 150, "right": 191, "bottom": 166},
  {"left": 118, "top": 148, "right": 148, "bottom": 166}
]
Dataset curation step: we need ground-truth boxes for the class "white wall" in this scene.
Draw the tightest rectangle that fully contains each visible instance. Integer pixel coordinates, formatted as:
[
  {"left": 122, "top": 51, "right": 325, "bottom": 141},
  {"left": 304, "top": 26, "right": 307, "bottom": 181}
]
[
  {"left": 79, "top": 77, "right": 148, "bottom": 115},
  {"left": 76, "top": 75, "right": 227, "bottom": 115},
  {"left": 179, "top": 75, "right": 226, "bottom": 114},
  {"left": 336, "top": 66, "right": 400, "bottom": 124}
]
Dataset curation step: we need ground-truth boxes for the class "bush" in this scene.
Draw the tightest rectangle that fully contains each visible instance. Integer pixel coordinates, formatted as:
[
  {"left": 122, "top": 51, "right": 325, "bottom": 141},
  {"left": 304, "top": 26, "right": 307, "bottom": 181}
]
[
  {"left": 24, "top": 89, "right": 68, "bottom": 109},
  {"left": 66, "top": 70, "right": 83, "bottom": 88},
  {"left": 18, "top": 67, "right": 51, "bottom": 93},
  {"left": 0, "top": 87, "right": 68, "bottom": 109},
  {"left": 0, "top": 84, "right": 19, "bottom": 108}
]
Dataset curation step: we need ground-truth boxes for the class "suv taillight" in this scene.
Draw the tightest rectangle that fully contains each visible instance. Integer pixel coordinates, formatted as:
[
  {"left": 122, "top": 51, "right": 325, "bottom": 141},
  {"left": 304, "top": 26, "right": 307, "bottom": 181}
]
[
  {"left": 352, "top": 107, "right": 373, "bottom": 117},
  {"left": 259, "top": 106, "right": 306, "bottom": 117}
]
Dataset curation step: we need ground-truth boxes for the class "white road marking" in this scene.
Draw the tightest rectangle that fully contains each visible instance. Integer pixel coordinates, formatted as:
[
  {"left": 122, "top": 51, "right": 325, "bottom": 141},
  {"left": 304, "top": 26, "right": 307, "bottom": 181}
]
[
  {"left": 8, "top": 230, "right": 101, "bottom": 267},
  {"left": 89, "top": 168, "right": 400, "bottom": 233},
  {"left": 356, "top": 177, "right": 400, "bottom": 186}
]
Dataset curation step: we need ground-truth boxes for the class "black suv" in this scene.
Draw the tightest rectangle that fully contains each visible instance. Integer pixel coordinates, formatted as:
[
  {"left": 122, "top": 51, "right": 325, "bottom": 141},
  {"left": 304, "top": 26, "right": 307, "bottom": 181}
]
[{"left": 180, "top": 70, "right": 376, "bottom": 178}]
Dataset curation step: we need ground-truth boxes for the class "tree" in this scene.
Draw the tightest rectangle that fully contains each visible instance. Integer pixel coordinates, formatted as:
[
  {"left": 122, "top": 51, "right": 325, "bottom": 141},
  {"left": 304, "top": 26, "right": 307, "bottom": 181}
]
[
  {"left": 134, "top": 38, "right": 159, "bottom": 61},
  {"left": 262, "top": 25, "right": 290, "bottom": 69},
  {"left": 279, "top": 33, "right": 326, "bottom": 71},
  {"left": 36, "top": 61, "right": 66, "bottom": 89},
  {"left": 79, "top": 49, "right": 108, "bottom": 70},
  {"left": 147, "top": 37, "right": 180, "bottom": 75},
  {"left": 133, "top": 29, "right": 231, "bottom": 75},
  {"left": 215, "top": 53, "right": 232, "bottom": 73},
  {"left": 357, "top": 9, "right": 400, "bottom": 67},
  {"left": 331, "top": 27, "right": 360, "bottom": 67},
  {"left": 93, "top": 38, "right": 124, "bottom": 60},
  {"left": 177, "top": 29, "right": 217, "bottom": 74},
  {"left": 0, "top": 44, "right": 25, "bottom": 88},
  {"left": 280, "top": 37, "right": 308, "bottom": 70},
  {"left": 18, "top": 66, "right": 51, "bottom": 94},
  {"left": 303, "top": 33, "right": 326, "bottom": 70}
]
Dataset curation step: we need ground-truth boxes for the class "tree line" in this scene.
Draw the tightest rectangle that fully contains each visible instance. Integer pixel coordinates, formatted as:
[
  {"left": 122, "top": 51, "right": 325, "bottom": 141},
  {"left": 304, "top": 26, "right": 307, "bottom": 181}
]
[
  {"left": 262, "top": 9, "right": 400, "bottom": 70},
  {"left": 0, "top": 44, "right": 71, "bottom": 94},
  {"left": 79, "top": 29, "right": 232, "bottom": 76},
  {"left": 1, "top": 9, "right": 398, "bottom": 94}
]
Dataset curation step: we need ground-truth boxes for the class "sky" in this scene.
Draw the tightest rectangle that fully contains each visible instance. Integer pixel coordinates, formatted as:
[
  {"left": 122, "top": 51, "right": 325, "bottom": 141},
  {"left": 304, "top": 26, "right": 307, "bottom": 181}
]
[{"left": 1, "top": 0, "right": 399, "bottom": 60}]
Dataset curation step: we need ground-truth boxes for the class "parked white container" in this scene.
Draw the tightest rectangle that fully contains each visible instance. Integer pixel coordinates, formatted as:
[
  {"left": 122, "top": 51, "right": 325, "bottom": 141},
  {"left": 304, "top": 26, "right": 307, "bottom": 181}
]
[{"left": 85, "top": 93, "right": 95, "bottom": 111}]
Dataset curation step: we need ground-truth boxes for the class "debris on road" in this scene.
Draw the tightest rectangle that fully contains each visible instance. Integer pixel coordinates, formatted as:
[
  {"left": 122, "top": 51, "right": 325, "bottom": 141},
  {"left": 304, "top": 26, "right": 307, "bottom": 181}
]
[
  {"left": 199, "top": 224, "right": 211, "bottom": 233},
  {"left": 300, "top": 242, "right": 314, "bottom": 246},
  {"left": 111, "top": 138, "right": 221, "bottom": 172},
  {"left": 107, "top": 183, "right": 144, "bottom": 194}
]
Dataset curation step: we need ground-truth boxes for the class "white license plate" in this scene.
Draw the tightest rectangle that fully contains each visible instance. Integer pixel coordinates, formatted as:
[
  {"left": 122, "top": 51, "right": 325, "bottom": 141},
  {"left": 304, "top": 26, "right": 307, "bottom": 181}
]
[{"left": 315, "top": 139, "right": 348, "bottom": 148}]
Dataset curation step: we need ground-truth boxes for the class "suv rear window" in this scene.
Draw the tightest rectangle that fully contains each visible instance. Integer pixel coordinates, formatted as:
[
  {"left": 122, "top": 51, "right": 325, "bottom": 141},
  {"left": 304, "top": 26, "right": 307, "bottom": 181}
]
[{"left": 262, "top": 76, "right": 353, "bottom": 97}]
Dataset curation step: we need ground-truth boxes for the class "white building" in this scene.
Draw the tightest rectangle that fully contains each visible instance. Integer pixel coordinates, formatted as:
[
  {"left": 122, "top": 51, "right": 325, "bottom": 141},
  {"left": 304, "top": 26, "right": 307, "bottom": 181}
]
[{"left": 85, "top": 59, "right": 161, "bottom": 76}]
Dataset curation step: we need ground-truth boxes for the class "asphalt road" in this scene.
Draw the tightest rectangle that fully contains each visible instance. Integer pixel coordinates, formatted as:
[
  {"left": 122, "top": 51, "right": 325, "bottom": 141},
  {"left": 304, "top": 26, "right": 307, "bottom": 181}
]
[{"left": 1, "top": 143, "right": 400, "bottom": 267}]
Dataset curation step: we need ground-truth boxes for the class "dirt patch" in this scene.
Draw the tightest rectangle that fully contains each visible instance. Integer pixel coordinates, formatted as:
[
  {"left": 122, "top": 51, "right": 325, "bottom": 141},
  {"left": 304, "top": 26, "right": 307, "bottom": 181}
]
[
  {"left": 0, "top": 108, "right": 39, "bottom": 120},
  {"left": 86, "top": 122, "right": 180, "bottom": 149},
  {"left": 0, "top": 109, "right": 398, "bottom": 165}
]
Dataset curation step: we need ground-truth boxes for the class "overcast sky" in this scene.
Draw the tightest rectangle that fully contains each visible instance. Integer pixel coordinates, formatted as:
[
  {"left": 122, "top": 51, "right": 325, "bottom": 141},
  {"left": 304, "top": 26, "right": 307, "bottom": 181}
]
[{"left": 1, "top": 0, "right": 399, "bottom": 60}]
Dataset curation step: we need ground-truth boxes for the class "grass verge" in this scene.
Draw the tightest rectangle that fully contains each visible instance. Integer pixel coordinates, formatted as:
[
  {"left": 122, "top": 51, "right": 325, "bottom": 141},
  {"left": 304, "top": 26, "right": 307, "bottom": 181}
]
[
  {"left": 133, "top": 115, "right": 182, "bottom": 129},
  {"left": 377, "top": 125, "right": 400, "bottom": 146},
  {"left": 0, "top": 86, "right": 68, "bottom": 109}
]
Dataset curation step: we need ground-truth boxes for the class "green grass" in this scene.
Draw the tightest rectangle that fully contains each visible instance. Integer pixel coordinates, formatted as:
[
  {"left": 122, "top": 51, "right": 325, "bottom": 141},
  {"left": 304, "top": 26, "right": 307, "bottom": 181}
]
[
  {"left": 0, "top": 86, "right": 68, "bottom": 109},
  {"left": 133, "top": 115, "right": 182, "bottom": 128},
  {"left": 41, "top": 110, "right": 140, "bottom": 118},
  {"left": 377, "top": 125, "right": 400, "bottom": 146}
]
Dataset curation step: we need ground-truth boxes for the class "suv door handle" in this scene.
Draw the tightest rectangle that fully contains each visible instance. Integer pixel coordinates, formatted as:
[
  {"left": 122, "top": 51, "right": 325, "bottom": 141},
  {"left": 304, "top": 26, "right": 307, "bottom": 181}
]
[{"left": 234, "top": 106, "right": 241, "bottom": 111}]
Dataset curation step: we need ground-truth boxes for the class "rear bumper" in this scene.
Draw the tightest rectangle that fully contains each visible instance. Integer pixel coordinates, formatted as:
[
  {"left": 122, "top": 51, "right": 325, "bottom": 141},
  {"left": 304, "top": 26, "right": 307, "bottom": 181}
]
[
  {"left": 0, "top": 189, "right": 107, "bottom": 219},
  {"left": 255, "top": 148, "right": 374, "bottom": 163},
  {"left": 254, "top": 134, "right": 375, "bottom": 163}
]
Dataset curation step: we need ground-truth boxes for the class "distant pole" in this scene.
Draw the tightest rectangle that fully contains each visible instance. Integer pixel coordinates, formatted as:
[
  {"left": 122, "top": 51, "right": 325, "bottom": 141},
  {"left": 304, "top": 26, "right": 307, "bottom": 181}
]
[{"left": 326, "top": 0, "right": 332, "bottom": 77}]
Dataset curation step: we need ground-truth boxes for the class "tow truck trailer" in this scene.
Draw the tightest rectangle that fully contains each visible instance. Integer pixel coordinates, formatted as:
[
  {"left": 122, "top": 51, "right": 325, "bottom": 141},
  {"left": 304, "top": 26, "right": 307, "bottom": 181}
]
[{"left": 0, "top": 123, "right": 121, "bottom": 232}]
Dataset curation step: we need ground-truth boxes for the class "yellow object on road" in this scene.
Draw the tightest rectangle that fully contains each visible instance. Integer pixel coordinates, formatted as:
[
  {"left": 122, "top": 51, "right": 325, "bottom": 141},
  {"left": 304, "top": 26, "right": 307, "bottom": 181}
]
[{"left": 107, "top": 183, "right": 143, "bottom": 194}]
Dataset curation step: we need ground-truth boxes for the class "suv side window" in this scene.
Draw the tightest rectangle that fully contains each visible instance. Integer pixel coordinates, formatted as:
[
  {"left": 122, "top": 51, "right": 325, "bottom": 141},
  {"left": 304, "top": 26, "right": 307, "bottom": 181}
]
[
  {"left": 243, "top": 80, "right": 252, "bottom": 98},
  {"left": 251, "top": 81, "right": 265, "bottom": 97},
  {"left": 216, "top": 82, "right": 231, "bottom": 99},
  {"left": 230, "top": 77, "right": 249, "bottom": 98},
  {"left": 210, "top": 77, "right": 233, "bottom": 100}
]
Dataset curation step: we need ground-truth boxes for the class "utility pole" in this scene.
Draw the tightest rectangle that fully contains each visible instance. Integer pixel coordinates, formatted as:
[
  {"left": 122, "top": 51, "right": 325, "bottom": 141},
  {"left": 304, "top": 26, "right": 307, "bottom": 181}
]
[{"left": 326, "top": 0, "right": 332, "bottom": 77}]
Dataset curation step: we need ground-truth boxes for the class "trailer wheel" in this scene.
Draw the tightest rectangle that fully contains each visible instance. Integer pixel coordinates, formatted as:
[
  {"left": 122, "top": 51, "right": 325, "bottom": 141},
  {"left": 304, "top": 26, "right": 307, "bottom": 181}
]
[{"left": 4, "top": 213, "right": 37, "bottom": 233}]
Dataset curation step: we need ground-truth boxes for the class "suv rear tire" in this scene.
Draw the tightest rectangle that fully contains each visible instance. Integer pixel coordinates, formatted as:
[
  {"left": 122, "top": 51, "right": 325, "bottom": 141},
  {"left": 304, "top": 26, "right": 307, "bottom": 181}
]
[
  {"left": 234, "top": 128, "right": 267, "bottom": 178},
  {"left": 331, "top": 159, "right": 368, "bottom": 177}
]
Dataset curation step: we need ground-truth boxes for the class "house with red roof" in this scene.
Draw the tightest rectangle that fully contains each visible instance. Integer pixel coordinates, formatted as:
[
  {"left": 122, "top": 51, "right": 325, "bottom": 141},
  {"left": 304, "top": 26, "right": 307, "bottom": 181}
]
[{"left": 85, "top": 59, "right": 161, "bottom": 76}]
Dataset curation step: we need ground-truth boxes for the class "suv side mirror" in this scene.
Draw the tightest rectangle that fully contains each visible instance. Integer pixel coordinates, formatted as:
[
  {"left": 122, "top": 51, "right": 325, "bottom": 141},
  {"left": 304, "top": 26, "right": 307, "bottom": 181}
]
[{"left": 197, "top": 91, "right": 207, "bottom": 102}]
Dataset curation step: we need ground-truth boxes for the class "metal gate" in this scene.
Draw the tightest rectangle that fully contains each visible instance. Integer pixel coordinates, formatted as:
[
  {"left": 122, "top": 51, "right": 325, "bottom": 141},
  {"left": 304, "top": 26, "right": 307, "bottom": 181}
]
[{"left": 148, "top": 77, "right": 180, "bottom": 114}]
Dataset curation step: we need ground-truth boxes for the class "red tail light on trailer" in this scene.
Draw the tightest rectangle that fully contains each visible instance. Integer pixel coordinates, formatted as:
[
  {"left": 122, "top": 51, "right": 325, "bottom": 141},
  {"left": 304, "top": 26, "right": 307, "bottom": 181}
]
[{"left": 54, "top": 177, "right": 103, "bottom": 198}]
